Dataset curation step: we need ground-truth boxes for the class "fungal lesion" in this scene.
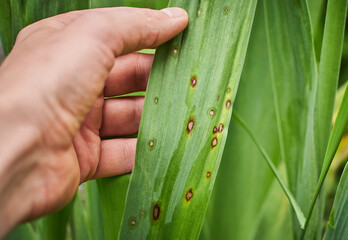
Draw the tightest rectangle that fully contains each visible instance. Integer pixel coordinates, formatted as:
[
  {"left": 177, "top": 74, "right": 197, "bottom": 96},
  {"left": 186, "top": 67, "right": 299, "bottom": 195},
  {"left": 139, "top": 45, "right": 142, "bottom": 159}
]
[
  {"left": 153, "top": 204, "right": 160, "bottom": 221},
  {"left": 226, "top": 100, "right": 232, "bottom": 109},
  {"left": 209, "top": 109, "right": 215, "bottom": 117},
  {"left": 206, "top": 171, "right": 212, "bottom": 179},
  {"left": 173, "top": 48, "right": 178, "bottom": 55},
  {"left": 185, "top": 188, "right": 193, "bottom": 202},
  {"left": 154, "top": 97, "right": 159, "bottom": 104},
  {"left": 130, "top": 218, "right": 136, "bottom": 227},
  {"left": 148, "top": 139, "right": 156, "bottom": 149},
  {"left": 213, "top": 126, "right": 218, "bottom": 134},
  {"left": 211, "top": 137, "right": 218, "bottom": 148},
  {"left": 223, "top": 6, "right": 230, "bottom": 15},
  {"left": 218, "top": 123, "right": 224, "bottom": 133},
  {"left": 187, "top": 118, "right": 195, "bottom": 134},
  {"left": 191, "top": 75, "right": 197, "bottom": 88}
]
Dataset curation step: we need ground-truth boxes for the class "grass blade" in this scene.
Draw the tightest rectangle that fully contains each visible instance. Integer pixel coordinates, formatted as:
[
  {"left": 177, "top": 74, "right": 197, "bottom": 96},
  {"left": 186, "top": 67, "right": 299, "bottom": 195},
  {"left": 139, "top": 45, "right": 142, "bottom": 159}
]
[
  {"left": 0, "top": 0, "right": 12, "bottom": 55},
  {"left": 40, "top": 200, "right": 74, "bottom": 240},
  {"left": 232, "top": 111, "right": 306, "bottom": 228},
  {"left": 97, "top": 174, "right": 130, "bottom": 240},
  {"left": 70, "top": 191, "right": 93, "bottom": 240},
  {"left": 314, "top": 0, "right": 348, "bottom": 168},
  {"left": 4, "top": 224, "right": 37, "bottom": 240},
  {"left": 303, "top": 83, "right": 348, "bottom": 236},
  {"left": 201, "top": 2, "right": 291, "bottom": 238},
  {"left": 263, "top": 0, "right": 320, "bottom": 238},
  {"left": 119, "top": 0, "right": 257, "bottom": 239},
  {"left": 4, "top": 0, "right": 91, "bottom": 55},
  {"left": 84, "top": 180, "right": 105, "bottom": 240},
  {"left": 323, "top": 161, "right": 348, "bottom": 239}
]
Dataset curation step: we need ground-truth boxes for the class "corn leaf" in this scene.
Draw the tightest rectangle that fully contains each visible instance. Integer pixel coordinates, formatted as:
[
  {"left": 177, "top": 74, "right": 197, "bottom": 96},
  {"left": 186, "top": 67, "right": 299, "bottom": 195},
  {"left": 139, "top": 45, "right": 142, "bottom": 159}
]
[
  {"left": 323, "top": 161, "right": 348, "bottom": 239},
  {"left": 119, "top": 0, "right": 257, "bottom": 239},
  {"left": 97, "top": 174, "right": 130, "bottom": 240},
  {"left": 69, "top": 191, "right": 93, "bottom": 240},
  {"left": 232, "top": 111, "right": 305, "bottom": 227},
  {"left": 300, "top": 0, "right": 348, "bottom": 236},
  {"left": 0, "top": 0, "right": 91, "bottom": 56},
  {"left": 0, "top": 0, "right": 12, "bottom": 55},
  {"left": 200, "top": 2, "right": 291, "bottom": 239},
  {"left": 307, "top": 83, "right": 348, "bottom": 237},
  {"left": 4, "top": 224, "right": 37, "bottom": 240},
  {"left": 40, "top": 199, "right": 74, "bottom": 240},
  {"left": 263, "top": 0, "right": 320, "bottom": 238},
  {"left": 314, "top": 0, "right": 348, "bottom": 169},
  {"left": 84, "top": 180, "right": 105, "bottom": 240}
]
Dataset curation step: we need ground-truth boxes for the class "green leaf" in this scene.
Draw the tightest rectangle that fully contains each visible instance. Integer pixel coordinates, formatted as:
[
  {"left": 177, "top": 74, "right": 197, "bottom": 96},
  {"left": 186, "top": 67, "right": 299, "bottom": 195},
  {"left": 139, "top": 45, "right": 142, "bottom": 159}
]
[
  {"left": 263, "top": 0, "right": 320, "bottom": 238},
  {"left": 0, "top": 0, "right": 12, "bottom": 55},
  {"left": 0, "top": 0, "right": 91, "bottom": 56},
  {"left": 119, "top": 0, "right": 257, "bottom": 239},
  {"left": 314, "top": 0, "right": 348, "bottom": 169},
  {"left": 301, "top": 0, "right": 348, "bottom": 236},
  {"left": 4, "top": 224, "right": 37, "bottom": 240},
  {"left": 201, "top": 2, "right": 292, "bottom": 239},
  {"left": 40, "top": 199, "right": 74, "bottom": 240},
  {"left": 84, "top": 180, "right": 105, "bottom": 240},
  {"left": 232, "top": 111, "right": 306, "bottom": 228},
  {"left": 70, "top": 191, "right": 93, "bottom": 240},
  {"left": 97, "top": 174, "right": 130, "bottom": 240},
  {"left": 305, "top": 83, "right": 348, "bottom": 236},
  {"left": 323, "top": 161, "right": 348, "bottom": 239}
]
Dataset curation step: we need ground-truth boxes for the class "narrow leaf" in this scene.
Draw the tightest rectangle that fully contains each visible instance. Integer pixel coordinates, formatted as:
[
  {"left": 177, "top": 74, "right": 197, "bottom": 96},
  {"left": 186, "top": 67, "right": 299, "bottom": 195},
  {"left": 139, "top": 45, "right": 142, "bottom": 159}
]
[
  {"left": 84, "top": 180, "right": 105, "bottom": 240},
  {"left": 323, "top": 161, "right": 348, "bottom": 239},
  {"left": 40, "top": 199, "right": 74, "bottom": 240},
  {"left": 315, "top": 0, "right": 348, "bottom": 168},
  {"left": 4, "top": 224, "right": 37, "bottom": 240},
  {"left": 0, "top": 0, "right": 12, "bottom": 55},
  {"left": 119, "top": 0, "right": 257, "bottom": 239},
  {"left": 97, "top": 174, "right": 130, "bottom": 240},
  {"left": 304, "top": 84, "right": 348, "bottom": 234},
  {"left": 201, "top": 3, "right": 292, "bottom": 238},
  {"left": 232, "top": 112, "right": 306, "bottom": 228}
]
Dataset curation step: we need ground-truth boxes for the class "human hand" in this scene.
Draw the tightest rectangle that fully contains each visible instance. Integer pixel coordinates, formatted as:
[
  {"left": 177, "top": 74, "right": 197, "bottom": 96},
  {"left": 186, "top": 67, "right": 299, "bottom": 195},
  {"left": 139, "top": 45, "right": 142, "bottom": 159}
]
[{"left": 0, "top": 7, "right": 188, "bottom": 237}]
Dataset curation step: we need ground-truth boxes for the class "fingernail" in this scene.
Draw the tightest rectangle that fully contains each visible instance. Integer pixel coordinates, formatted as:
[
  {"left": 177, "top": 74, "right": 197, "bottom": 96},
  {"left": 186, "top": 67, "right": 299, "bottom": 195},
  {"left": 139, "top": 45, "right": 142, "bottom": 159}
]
[{"left": 161, "top": 7, "right": 187, "bottom": 18}]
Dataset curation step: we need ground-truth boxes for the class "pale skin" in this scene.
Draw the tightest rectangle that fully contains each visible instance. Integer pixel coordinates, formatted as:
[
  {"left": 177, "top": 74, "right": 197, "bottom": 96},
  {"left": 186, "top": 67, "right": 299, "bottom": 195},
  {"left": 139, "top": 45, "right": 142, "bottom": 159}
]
[{"left": 0, "top": 7, "right": 188, "bottom": 237}]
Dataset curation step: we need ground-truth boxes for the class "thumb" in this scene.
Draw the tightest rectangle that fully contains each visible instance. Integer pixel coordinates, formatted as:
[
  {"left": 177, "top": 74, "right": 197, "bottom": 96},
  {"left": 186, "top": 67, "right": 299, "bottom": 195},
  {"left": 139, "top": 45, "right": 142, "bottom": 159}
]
[{"left": 64, "top": 7, "right": 189, "bottom": 56}]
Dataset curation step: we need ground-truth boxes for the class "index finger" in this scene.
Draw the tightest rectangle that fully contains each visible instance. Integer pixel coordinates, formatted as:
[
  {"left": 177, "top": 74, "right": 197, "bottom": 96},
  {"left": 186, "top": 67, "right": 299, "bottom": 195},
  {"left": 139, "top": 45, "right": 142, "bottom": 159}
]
[{"left": 62, "top": 7, "right": 188, "bottom": 57}]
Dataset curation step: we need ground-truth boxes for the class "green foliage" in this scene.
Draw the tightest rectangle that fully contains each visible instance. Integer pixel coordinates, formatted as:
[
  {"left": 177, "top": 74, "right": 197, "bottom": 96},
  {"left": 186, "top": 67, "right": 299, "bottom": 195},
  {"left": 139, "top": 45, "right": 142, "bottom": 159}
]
[
  {"left": 119, "top": 0, "right": 257, "bottom": 238},
  {"left": 97, "top": 175, "right": 130, "bottom": 240},
  {"left": 324, "top": 161, "right": 348, "bottom": 239},
  {"left": 1, "top": 0, "right": 348, "bottom": 239}
]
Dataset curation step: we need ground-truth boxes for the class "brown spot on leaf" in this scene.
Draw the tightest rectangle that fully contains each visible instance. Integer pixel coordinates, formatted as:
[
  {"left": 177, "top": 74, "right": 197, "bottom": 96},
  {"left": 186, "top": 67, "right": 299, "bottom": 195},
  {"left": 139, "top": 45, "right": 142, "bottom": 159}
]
[
  {"left": 197, "top": 10, "right": 201, "bottom": 15},
  {"left": 226, "top": 100, "right": 231, "bottom": 109},
  {"left": 154, "top": 97, "right": 158, "bottom": 103},
  {"left": 153, "top": 204, "right": 160, "bottom": 221},
  {"left": 173, "top": 48, "right": 178, "bottom": 55},
  {"left": 212, "top": 137, "right": 218, "bottom": 148},
  {"left": 209, "top": 110, "right": 214, "bottom": 116},
  {"left": 185, "top": 189, "right": 193, "bottom": 202},
  {"left": 187, "top": 119, "right": 195, "bottom": 134},
  {"left": 131, "top": 219, "right": 136, "bottom": 226},
  {"left": 227, "top": 87, "right": 231, "bottom": 93},
  {"left": 206, "top": 172, "right": 211, "bottom": 179},
  {"left": 218, "top": 124, "right": 224, "bottom": 133},
  {"left": 213, "top": 126, "right": 218, "bottom": 134},
  {"left": 149, "top": 140, "right": 154, "bottom": 147},
  {"left": 191, "top": 76, "right": 197, "bottom": 87}
]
